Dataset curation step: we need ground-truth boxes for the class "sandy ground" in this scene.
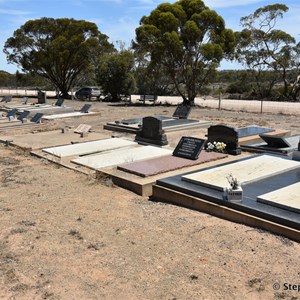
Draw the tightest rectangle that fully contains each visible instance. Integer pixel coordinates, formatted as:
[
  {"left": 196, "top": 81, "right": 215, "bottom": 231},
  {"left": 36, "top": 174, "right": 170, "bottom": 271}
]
[{"left": 0, "top": 99, "right": 300, "bottom": 300}]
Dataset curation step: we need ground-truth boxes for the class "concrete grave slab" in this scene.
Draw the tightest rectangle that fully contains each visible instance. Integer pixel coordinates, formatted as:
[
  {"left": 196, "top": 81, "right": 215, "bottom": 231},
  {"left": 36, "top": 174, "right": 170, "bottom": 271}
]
[
  {"left": 182, "top": 154, "right": 300, "bottom": 191},
  {"left": 43, "top": 138, "right": 137, "bottom": 157},
  {"left": 0, "top": 130, "right": 110, "bottom": 150},
  {"left": 72, "top": 145, "right": 172, "bottom": 170},
  {"left": 74, "top": 124, "right": 92, "bottom": 133},
  {"left": 42, "top": 111, "right": 98, "bottom": 120},
  {"left": 257, "top": 182, "right": 300, "bottom": 213},
  {"left": 118, "top": 151, "right": 227, "bottom": 177}
]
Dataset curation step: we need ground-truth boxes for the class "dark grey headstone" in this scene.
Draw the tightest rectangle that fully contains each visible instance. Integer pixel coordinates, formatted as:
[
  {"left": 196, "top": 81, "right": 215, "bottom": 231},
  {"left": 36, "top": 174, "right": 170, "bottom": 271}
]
[
  {"left": 55, "top": 98, "right": 64, "bottom": 107},
  {"left": 135, "top": 116, "right": 168, "bottom": 146},
  {"left": 37, "top": 91, "right": 47, "bottom": 104},
  {"left": 259, "top": 134, "right": 291, "bottom": 148},
  {"left": 298, "top": 139, "right": 300, "bottom": 151},
  {"left": 172, "top": 104, "right": 192, "bottom": 119},
  {"left": 1, "top": 96, "right": 12, "bottom": 103},
  {"left": 173, "top": 137, "right": 206, "bottom": 160},
  {"left": 31, "top": 113, "right": 43, "bottom": 123},
  {"left": 207, "top": 125, "right": 241, "bottom": 155},
  {"left": 237, "top": 126, "right": 274, "bottom": 138},
  {"left": 17, "top": 111, "right": 30, "bottom": 121},
  {"left": 22, "top": 97, "right": 28, "bottom": 104},
  {"left": 80, "top": 104, "right": 91, "bottom": 113},
  {"left": 7, "top": 109, "right": 17, "bottom": 119}
]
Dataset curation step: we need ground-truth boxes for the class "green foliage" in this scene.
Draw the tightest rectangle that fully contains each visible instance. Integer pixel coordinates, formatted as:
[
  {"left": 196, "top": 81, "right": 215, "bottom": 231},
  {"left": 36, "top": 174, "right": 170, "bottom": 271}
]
[
  {"left": 96, "top": 50, "right": 136, "bottom": 101},
  {"left": 4, "top": 18, "right": 113, "bottom": 98},
  {"left": 134, "top": 0, "right": 234, "bottom": 104}
]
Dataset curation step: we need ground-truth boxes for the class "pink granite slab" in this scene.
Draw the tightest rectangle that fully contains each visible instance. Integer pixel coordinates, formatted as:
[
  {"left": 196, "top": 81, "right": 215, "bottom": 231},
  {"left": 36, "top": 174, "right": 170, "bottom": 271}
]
[{"left": 117, "top": 151, "right": 228, "bottom": 177}]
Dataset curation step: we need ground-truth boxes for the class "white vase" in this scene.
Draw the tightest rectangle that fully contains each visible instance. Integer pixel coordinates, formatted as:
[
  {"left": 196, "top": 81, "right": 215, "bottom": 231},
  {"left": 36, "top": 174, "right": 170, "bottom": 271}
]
[{"left": 225, "top": 186, "right": 243, "bottom": 203}]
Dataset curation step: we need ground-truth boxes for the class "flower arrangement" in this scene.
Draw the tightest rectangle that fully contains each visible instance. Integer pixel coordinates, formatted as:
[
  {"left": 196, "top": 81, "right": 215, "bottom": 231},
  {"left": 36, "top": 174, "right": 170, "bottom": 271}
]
[
  {"left": 226, "top": 173, "right": 240, "bottom": 190},
  {"left": 206, "top": 141, "right": 226, "bottom": 153}
]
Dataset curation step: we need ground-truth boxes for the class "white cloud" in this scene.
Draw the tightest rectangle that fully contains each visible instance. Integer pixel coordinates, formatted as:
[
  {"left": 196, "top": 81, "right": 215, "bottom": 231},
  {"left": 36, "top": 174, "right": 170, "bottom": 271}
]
[
  {"left": 0, "top": 8, "right": 30, "bottom": 15},
  {"left": 205, "top": 0, "right": 264, "bottom": 8}
]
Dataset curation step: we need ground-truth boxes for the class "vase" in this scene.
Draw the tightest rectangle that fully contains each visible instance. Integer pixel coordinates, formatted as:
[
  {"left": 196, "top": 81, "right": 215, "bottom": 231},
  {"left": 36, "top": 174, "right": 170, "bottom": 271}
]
[{"left": 225, "top": 186, "right": 243, "bottom": 203}]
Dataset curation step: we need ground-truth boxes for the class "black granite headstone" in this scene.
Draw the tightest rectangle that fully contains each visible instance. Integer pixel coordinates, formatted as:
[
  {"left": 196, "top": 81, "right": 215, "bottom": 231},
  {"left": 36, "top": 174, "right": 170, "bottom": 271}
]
[
  {"left": 173, "top": 137, "right": 206, "bottom": 160},
  {"left": 259, "top": 134, "right": 292, "bottom": 148},
  {"left": 1, "top": 96, "right": 12, "bottom": 103},
  {"left": 37, "top": 91, "right": 47, "bottom": 104},
  {"left": 207, "top": 125, "right": 241, "bottom": 155},
  {"left": 7, "top": 109, "right": 17, "bottom": 119},
  {"left": 17, "top": 111, "right": 30, "bottom": 121},
  {"left": 55, "top": 98, "right": 64, "bottom": 107},
  {"left": 31, "top": 113, "right": 43, "bottom": 123},
  {"left": 298, "top": 139, "right": 300, "bottom": 151},
  {"left": 135, "top": 116, "right": 168, "bottom": 146},
  {"left": 80, "top": 104, "right": 91, "bottom": 113},
  {"left": 172, "top": 104, "right": 192, "bottom": 119}
]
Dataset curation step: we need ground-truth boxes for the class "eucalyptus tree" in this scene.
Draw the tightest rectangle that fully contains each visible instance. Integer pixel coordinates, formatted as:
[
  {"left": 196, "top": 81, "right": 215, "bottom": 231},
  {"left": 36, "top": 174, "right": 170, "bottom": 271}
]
[
  {"left": 4, "top": 18, "right": 113, "bottom": 98},
  {"left": 134, "top": 0, "right": 235, "bottom": 105},
  {"left": 235, "top": 4, "right": 298, "bottom": 100}
]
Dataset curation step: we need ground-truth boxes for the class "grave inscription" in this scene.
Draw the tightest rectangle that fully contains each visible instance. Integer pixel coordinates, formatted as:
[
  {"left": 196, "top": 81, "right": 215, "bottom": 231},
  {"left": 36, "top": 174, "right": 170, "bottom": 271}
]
[{"left": 173, "top": 137, "right": 206, "bottom": 160}]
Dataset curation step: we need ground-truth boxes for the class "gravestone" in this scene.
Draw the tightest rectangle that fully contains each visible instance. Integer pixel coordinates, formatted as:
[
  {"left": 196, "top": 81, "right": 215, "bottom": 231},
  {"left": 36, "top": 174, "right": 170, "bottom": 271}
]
[
  {"left": 2, "top": 96, "right": 12, "bottom": 103},
  {"left": 22, "top": 97, "right": 28, "bottom": 104},
  {"left": 292, "top": 138, "right": 300, "bottom": 161},
  {"left": 172, "top": 104, "right": 192, "bottom": 119},
  {"left": 31, "top": 113, "right": 43, "bottom": 123},
  {"left": 173, "top": 137, "right": 206, "bottom": 160},
  {"left": 135, "top": 116, "right": 168, "bottom": 146},
  {"left": 17, "top": 111, "right": 30, "bottom": 122},
  {"left": 55, "top": 98, "right": 64, "bottom": 107},
  {"left": 80, "top": 104, "right": 91, "bottom": 113},
  {"left": 259, "top": 134, "right": 291, "bottom": 148},
  {"left": 7, "top": 109, "right": 18, "bottom": 120},
  {"left": 37, "top": 91, "right": 47, "bottom": 104},
  {"left": 207, "top": 125, "right": 241, "bottom": 155}
]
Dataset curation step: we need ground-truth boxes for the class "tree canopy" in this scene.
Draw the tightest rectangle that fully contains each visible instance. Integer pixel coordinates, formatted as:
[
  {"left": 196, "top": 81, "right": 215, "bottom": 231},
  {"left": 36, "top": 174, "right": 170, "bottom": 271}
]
[
  {"left": 134, "top": 0, "right": 235, "bottom": 104},
  {"left": 3, "top": 17, "right": 113, "bottom": 98}
]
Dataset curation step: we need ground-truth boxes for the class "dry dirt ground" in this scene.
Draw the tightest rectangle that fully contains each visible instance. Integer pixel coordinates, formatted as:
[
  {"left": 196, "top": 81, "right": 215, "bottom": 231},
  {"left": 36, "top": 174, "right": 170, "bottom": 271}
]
[{"left": 0, "top": 99, "right": 300, "bottom": 300}]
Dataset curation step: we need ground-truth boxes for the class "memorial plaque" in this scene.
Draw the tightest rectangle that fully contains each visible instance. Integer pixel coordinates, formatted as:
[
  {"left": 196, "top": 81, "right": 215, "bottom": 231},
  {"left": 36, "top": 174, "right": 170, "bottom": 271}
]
[
  {"left": 55, "top": 98, "right": 65, "bottom": 107},
  {"left": 80, "top": 104, "right": 91, "bottom": 113},
  {"left": 259, "top": 134, "right": 291, "bottom": 148},
  {"left": 172, "top": 104, "right": 192, "bottom": 119},
  {"left": 7, "top": 108, "right": 18, "bottom": 119},
  {"left": 173, "top": 137, "right": 206, "bottom": 160},
  {"left": 31, "top": 113, "right": 43, "bottom": 123},
  {"left": 17, "top": 111, "right": 30, "bottom": 121}
]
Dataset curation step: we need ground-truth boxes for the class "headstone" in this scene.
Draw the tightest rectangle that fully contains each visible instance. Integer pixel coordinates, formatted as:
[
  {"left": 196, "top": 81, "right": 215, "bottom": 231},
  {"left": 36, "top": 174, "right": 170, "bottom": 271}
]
[
  {"left": 55, "top": 98, "right": 64, "bottom": 107},
  {"left": 207, "top": 125, "right": 241, "bottom": 155},
  {"left": 22, "top": 97, "right": 28, "bottom": 104},
  {"left": 2, "top": 96, "right": 12, "bottom": 103},
  {"left": 7, "top": 109, "right": 18, "bottom": 120},
  {"left": 135, "top": 116, "right": 168, "bottom": 146},
  {"left": 74, "top": 124, "right": 91, "bottom": 134},
  {"left": 80, "top": 104, "right": 91, "bottom": 113},
  {"left": 173, "top": 137, "right": 206, "bottom": 160},
  {"left": 30, "top": 113, "right": 43, "bottom": 123},
  {"left": 259, "top": 134, "right": 291, "bottom": 148},
  {"left": 37, "top": 91, "right": 47, "bottom": 104},
  {"left": 172, "top": 104, "right": 192, "bottom": 119},
  {"left": 17, "top": 111, "right": 30, "bottom": 122},
  {"left": 292, "top": 138, "right": 300, "bottom": 161}
]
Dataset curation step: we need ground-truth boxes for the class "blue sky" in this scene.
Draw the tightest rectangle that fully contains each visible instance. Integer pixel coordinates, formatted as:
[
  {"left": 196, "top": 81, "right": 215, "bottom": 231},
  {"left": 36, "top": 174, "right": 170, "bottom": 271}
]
[{"left": 0, "top": 0, "right": 299, "bottom": 73}]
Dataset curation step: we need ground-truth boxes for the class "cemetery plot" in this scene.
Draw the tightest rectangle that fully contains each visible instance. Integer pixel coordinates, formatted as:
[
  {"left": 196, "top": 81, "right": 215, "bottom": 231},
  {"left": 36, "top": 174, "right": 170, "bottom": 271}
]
[
  {"left": 43, "top": 138, "right": 137, "bottom": 158},
  {"left": 72, "top": 145, "right": 172, "bottom": 170},
  {"left": 182, "top": 155, "right": 300, "bottom": 191},
  {"left": 257, "top": 182, "right": 300, "bottom": 213},
  {"left": 117, "top": 150, "right": 227, "bottom": 177}
]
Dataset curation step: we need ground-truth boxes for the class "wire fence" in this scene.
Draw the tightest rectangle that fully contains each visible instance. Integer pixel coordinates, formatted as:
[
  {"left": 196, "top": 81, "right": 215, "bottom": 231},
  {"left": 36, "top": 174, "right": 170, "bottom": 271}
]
[{"left": 1, "top": 88, "right": 300, "bottom": 116}]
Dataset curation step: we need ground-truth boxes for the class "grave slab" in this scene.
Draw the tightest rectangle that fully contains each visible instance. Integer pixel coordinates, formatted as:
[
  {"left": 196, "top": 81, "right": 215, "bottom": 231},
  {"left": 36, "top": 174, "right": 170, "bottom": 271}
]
[
  {"left": 42, "top": 111, "right": 98, "bottom": 120},
  {"left": 43, "top": 138, "right": 137, "bottom": 157},
  {"left": 72, "top": 145, "right": 172, "bottom": 170},
  {"left": 182, "top": 154, "right": 300, "bottom": 191},
  {"left": 118, "top": 151, "right": 227, "bottom": 177},
  {"left": 257, "top": 182, "right": 300, "bottom": 213}
]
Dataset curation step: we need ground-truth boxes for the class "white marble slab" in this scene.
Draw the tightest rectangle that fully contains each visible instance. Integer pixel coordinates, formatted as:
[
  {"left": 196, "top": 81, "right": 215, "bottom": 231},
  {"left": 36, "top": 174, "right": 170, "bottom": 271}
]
[
  {"left": 257, "top": 182, "right": 300, "bottom": 213},
  {"left": 182, "top": 155, "right": 300, "bottom": 191},
  {"left": 42, "top": 112, "right": 97, "bottom": 120},
  {"left": 72, "top": 145, "right": 172, "bottom": 169},
  {"left": 43, "top": 138, "right": 137, "bottom": 157}
]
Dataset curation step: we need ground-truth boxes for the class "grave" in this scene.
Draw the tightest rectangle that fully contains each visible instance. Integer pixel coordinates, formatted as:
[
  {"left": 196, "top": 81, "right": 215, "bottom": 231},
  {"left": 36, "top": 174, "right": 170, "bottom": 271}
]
[
  {"left": 173, "top": 137, "right": 206, "bottom": 160},
  {"left": 241, "top": 134, "right": 300, "bottom": 155},
  {"left": 152, "top": 154, "right": 300, "bottom": 241},
  {"left": 72, "top": 145, "right": 172, "bottom": 170},
  {"left": 257, "top": 182, "right": 300, "bottom": 213},
  {"left": 135, "top": 116, "right": 168, "bottom": 146},
  {"left": 54, "top": 98, "right": 64, "bottom": 107},
  {"left": 37, "top": 90, "right": 47, "bottom": 104},
  {"left": 80, "top": 104, "right": 91, "bottom": 113},
  {"left": 117, "top": 150, "right": 227, "bottom": 178},
  {"left": 31, "top": 113, "right": 44, "bottom": 123},
  {"left": 43, "top": 138, "right": 136, "bottom": 158},
  {"left": 17, "top": 111, "right": 30, "bottom": 122},
  {"left": 74, "top": 124, "right": 91, "bottom": 134},
  {"left": 292, "top": 139, "right": 300, "bottom": 161}
]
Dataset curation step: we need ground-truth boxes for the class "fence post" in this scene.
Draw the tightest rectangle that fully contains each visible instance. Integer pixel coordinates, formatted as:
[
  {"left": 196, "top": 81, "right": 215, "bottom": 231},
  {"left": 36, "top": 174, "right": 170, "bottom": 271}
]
[
  {"left": 218, "top": 91, "right": 221, "bottom": 110},
  {"left": 260, "top": 99, "right": 263, "bottom": 114}
]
